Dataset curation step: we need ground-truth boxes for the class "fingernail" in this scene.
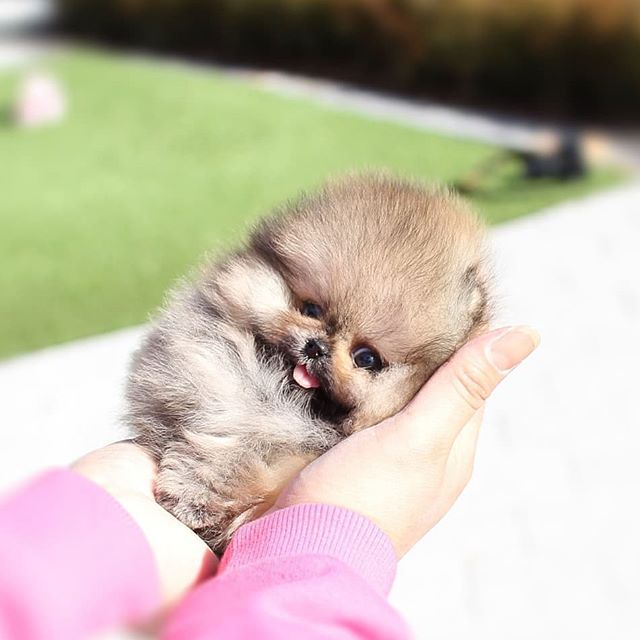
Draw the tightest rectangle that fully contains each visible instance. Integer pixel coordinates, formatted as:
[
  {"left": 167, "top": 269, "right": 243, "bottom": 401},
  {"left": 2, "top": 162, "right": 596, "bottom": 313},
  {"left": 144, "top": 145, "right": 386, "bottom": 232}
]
[{"left": 486, "top": 326, "right": 540, "bottom": 373}]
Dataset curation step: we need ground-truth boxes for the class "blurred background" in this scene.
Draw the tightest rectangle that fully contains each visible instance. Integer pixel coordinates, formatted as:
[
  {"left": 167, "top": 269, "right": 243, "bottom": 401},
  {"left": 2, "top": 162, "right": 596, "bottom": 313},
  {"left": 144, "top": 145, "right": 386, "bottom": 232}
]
[{"left": 1, "top": 1, "right": 638, "bottom": 639}]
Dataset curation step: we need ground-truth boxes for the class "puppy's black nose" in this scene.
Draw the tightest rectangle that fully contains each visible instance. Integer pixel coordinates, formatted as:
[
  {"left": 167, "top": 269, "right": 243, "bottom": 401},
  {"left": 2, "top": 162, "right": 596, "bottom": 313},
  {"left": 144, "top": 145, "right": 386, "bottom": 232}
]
[{"left": 304, "top": 339, "right": 328, "bottom": 360}]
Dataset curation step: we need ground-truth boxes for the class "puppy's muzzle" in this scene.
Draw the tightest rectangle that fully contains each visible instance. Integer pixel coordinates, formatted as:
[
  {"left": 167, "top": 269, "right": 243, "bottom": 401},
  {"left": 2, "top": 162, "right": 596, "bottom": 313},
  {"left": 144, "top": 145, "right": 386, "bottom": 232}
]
[{"left": 304, "top": 338, "right": 329, "bottom": 360}]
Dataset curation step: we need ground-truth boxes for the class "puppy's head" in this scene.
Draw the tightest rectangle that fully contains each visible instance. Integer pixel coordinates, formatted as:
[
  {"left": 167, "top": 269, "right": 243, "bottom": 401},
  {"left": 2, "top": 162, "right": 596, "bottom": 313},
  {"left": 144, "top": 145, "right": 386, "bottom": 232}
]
[{"left": 214, "top": 173, "right": 491, "bottom": 433}]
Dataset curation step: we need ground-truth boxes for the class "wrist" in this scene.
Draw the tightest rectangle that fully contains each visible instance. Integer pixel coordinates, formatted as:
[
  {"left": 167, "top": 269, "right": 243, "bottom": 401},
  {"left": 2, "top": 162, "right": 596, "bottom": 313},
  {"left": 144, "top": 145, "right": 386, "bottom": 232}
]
[{"left": 221, "top": 503, "right": 397, "bottom": 595}]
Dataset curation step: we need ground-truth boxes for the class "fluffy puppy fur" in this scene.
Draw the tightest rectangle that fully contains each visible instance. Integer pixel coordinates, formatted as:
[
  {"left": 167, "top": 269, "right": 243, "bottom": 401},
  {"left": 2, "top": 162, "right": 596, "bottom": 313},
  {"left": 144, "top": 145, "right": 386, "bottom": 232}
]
[{"left": 126, "top": 173, "right": 491, "bottom": 553}]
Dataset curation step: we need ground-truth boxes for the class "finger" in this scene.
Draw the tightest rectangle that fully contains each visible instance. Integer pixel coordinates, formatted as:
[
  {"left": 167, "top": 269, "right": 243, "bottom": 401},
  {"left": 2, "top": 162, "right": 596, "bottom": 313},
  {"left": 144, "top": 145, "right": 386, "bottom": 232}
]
[{"left": 398, "top": 326, "right": 539, "bottom": 452}]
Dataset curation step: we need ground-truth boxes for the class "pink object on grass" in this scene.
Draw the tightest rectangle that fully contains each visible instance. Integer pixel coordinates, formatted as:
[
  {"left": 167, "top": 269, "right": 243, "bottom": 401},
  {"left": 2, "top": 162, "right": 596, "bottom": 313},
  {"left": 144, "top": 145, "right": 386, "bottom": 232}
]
[{"left": 13, "top": 73, "right": 67, "bottom": 128}]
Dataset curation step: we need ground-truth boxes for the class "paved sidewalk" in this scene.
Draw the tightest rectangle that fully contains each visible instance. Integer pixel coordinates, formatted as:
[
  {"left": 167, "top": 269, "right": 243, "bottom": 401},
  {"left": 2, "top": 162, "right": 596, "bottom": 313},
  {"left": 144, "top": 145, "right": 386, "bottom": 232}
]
[
  {"left": 0, "top": 0, "right": 54, "bottom": 69},
  {"left": 0, "top": 0, "right": 51, "bottom": 32},
  {"left": 225, "top": 67, "right": 547, "bottom": 151},
  {"left": 1, "top": 182, "right": 638, "bottom": 639}
]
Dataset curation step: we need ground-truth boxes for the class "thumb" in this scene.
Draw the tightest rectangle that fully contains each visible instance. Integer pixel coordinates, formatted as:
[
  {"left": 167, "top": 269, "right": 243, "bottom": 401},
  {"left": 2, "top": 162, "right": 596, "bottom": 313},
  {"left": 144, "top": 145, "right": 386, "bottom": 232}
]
[{"left": 395, "top": 326, "right": 540, "bottom": 450}]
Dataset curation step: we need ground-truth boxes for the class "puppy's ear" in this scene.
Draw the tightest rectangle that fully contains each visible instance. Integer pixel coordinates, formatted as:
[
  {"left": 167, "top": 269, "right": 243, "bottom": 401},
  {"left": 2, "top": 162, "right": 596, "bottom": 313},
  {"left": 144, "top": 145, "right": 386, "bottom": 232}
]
[
  {"left": 460, "top": 263, "right": 491, "bottom": 332},
  {"left": 205, "top": 256, "right": 292, "bottom": 326}
]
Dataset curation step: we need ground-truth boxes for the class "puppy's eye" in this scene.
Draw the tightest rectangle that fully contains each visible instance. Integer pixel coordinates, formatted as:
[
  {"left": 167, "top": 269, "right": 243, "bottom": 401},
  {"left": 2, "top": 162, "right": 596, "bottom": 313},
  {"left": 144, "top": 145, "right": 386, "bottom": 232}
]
[
  {"left": 301, "top": 302, "right": 322, "bottom": 319},
  {"left": 352, "top": 346, "right": 383, "bottom": 372}
]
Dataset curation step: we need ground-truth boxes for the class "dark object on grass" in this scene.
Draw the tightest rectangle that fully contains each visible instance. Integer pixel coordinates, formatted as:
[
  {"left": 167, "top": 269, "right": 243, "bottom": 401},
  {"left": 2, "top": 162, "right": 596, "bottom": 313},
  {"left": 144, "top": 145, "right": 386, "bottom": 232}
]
[
  {"left": 520, "top": 132, "right": 586, "bottom": 179},
  {"left": 454, "top": 131, "right": 587, "bottom": 195}
]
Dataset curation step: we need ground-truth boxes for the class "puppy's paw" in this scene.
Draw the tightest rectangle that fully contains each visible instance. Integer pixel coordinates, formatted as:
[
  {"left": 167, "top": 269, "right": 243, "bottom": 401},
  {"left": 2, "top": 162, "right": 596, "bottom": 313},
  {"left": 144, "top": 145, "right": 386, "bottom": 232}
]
[{"left": 155, "top": 488, "right": 213, "bottom": 532}]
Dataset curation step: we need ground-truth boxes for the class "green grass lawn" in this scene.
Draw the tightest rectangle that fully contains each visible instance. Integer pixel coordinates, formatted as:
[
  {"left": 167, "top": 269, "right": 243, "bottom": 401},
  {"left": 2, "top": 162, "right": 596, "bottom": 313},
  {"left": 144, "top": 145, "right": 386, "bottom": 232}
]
[{"left": 0, "top": 49, "right": 621, "bottom": 359}]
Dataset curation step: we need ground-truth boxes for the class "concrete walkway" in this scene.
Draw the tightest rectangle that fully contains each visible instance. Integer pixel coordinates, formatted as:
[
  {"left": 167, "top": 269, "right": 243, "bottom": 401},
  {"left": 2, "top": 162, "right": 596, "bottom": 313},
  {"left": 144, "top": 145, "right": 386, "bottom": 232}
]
[
  {"left": 0, "top": 0, "right": 51, "bottom": 32},
  {"left": 0, "top": 0, "right": 54, "bottom": 69},
  {"left": 1, "top": 183, "right": 638, "bottom": 639},
  {"left": 223, "top": 66, "right": 547, "bottom": 152}
]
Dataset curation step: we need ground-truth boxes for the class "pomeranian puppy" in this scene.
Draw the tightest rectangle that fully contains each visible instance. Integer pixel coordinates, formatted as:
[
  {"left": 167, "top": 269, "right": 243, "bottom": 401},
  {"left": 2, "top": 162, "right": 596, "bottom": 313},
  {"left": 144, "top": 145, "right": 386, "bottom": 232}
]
[{"left": 126, "top": 173, "right": 491, "bottom": 553}]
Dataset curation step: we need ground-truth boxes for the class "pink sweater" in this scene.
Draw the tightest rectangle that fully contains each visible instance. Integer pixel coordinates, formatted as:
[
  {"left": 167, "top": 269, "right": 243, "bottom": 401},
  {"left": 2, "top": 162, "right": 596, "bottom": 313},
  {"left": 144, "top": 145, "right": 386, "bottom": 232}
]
[{"left": 0, "top": 470, "right": 410, "bottom": 639}]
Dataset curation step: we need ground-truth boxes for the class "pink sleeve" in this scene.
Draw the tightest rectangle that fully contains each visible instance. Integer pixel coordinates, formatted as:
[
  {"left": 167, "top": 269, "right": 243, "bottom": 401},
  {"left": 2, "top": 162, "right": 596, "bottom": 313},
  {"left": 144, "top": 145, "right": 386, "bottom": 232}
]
[
  {"left": 0, "top": 469, "right": 160, "bottom": 640},
  {"left": 165, "top": 503, "right": 410, "bottom": 640}
]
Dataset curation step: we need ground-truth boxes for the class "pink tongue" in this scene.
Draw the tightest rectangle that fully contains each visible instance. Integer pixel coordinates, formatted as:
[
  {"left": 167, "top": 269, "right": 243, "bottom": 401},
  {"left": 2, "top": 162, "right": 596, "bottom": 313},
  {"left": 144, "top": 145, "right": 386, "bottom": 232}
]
[{"left": 293, "top": 363, "right": 321, "bottom": 389}]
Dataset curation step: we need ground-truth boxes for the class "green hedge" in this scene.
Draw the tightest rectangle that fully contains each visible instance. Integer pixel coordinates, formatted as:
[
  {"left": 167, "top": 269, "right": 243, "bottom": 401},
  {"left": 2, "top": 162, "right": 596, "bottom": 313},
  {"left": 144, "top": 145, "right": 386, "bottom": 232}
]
[{"left": 56, "top": 0, "right": 640, "bottom": 121}]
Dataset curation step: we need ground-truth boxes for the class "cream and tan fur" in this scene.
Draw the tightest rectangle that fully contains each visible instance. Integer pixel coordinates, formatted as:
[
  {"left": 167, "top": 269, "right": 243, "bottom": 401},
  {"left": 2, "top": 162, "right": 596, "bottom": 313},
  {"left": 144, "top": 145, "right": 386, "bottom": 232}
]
[{"left": 126, "top": 173, "right": 491, "bottom": 553}]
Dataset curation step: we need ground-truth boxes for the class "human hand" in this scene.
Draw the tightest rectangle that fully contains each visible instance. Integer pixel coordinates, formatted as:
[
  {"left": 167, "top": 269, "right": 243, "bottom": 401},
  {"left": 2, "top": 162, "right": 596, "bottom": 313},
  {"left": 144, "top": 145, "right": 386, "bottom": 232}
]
[
  {"left": 275, "top": 326, "right": 539, "bottom": 557},
  {"left": 72, "top": 441, "right": 217, "bottom": 608}
]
